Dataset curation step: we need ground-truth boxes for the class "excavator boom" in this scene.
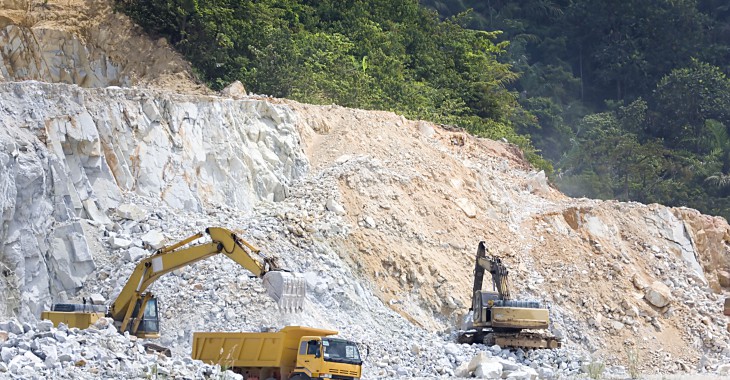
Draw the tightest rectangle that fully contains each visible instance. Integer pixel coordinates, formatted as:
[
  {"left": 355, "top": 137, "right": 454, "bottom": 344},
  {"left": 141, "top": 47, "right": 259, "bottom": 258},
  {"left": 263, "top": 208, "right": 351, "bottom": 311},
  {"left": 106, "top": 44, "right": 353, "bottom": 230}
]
[
  {"left": 472, "top": 241, "right": 511, "bottom": 306},
  {"left": 112, "top": 227, "right": 305, "bottom": 321}
]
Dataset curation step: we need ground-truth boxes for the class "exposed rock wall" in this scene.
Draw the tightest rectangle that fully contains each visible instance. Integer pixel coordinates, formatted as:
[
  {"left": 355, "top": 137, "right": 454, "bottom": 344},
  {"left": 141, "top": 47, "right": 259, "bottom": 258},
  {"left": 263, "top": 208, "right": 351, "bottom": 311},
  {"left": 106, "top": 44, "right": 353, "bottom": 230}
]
[
  {"left": 0, "top": 124, "right": 92, "bottom": 321},
  {"left": 673, "top": 207, "right": 730, "bottom": 291},
  {"left": 0, "top": 0, "right": 203, "bottom": 93},
  {"left": 0, "top": 81, "right": 308, "bottom": 320},
  {"left": 0, "top": 24, "right": 128, "bottom": 87}
]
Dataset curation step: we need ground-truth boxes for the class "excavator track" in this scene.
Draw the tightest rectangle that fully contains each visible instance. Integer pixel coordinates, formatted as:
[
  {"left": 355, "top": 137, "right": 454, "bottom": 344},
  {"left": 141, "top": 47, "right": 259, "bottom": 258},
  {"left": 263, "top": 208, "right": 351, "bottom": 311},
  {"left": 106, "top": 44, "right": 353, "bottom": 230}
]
[
  {"left": 458, "top": 329, "right": 561, "bottom": 349},
  {"left": 492, "top": 331, "right": 561, "bottom": 349}
]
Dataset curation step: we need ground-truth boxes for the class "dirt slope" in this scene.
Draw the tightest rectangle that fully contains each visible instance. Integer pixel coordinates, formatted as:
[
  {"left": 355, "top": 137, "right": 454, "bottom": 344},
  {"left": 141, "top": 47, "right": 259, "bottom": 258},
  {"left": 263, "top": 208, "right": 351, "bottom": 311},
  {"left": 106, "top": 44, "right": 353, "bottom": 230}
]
[{"left": 286, "top": 101, "right": 730, "bottom": 371}]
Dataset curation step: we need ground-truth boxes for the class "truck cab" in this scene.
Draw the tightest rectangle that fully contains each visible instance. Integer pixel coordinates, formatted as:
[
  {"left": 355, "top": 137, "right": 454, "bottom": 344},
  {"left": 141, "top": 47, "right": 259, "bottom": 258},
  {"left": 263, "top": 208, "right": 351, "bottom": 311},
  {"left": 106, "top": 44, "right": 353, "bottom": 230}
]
[{"left": 296, "top": 337, "right": 362, "bottom": 379}]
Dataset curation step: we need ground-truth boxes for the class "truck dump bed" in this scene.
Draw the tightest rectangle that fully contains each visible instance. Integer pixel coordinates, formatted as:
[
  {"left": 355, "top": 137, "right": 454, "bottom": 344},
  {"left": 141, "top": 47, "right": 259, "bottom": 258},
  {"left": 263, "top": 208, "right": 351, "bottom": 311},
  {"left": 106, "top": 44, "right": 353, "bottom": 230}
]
[{"left": 192, "top": 326, "right": 338, "bottom": 369}]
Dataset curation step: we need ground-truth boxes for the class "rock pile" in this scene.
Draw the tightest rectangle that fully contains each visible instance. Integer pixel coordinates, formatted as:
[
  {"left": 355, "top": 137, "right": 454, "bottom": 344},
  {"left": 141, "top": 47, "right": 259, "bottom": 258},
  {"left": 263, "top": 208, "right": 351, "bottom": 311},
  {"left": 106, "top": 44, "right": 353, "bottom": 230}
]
[{"left": 0, "top": 317, "right": 235, "bottom": 380}]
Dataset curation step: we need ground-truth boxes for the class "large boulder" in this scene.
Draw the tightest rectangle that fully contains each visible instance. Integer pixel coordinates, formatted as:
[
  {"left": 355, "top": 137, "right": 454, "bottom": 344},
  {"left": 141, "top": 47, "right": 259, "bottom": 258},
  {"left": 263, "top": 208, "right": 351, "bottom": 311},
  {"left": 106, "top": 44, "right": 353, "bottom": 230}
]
[
  {"left": 141, "top": 230, "right": 166, "bottom": 250},
  {"left": 220, "top": 80, "right": 247, "bottom": 99},
  {"left": 644, "top": 281, "right": 673, "bottom": 308},
  {"left": 467, "top": 353, "right": 503, "bottom": 379},
  {"left": 475, "top": 360, "right": 503, "bottom": 379}
]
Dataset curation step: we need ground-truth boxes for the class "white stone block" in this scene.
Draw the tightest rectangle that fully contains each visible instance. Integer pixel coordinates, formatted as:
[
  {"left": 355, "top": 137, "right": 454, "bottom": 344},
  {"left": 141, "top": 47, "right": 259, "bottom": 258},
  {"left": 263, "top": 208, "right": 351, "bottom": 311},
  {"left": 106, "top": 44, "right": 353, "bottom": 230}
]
[
  {"left": 116, "top": 204, "right": 148, "bottom": 221},
  {"left": 644, "top": 281, "right": 673, "bottom": 308},
  {"left": 125, "top": 247, "right": 149, "bottom": 262},
  {"left": 109, "top": 236, "right": 132, "bottom": 249},
  {"left": 474, "top": 360, "right": 503, "bottom": 379},
  {"left": 141, "top": 230, "right": 165, "bottom": 250}
]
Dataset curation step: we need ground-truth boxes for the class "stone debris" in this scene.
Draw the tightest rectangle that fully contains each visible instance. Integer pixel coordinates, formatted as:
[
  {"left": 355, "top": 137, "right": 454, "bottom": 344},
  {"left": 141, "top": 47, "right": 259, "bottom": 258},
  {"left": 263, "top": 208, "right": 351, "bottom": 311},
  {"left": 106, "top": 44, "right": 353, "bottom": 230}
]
[{"left": 0, "top": 317, "right": 234, "bottom": 380}]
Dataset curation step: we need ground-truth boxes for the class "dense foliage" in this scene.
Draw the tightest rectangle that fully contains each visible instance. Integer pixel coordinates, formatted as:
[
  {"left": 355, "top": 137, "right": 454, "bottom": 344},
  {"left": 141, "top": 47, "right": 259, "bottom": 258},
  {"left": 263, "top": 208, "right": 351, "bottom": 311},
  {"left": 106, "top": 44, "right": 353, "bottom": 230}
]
[
  {"left": 116, "top": 0, "right": 551, "bottom": 169},
  {"left": 423, "top": 0, "right": 730, "bottom": 220},
  {"left": 118, "top": 0, "right": 730, "bottom": 219}
]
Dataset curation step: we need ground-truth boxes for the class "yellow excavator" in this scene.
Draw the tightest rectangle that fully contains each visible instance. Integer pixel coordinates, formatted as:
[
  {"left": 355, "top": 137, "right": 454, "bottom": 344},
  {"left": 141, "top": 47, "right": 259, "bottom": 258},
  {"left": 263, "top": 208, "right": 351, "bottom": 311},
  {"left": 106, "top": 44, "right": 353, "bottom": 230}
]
[
  {"left": 41, "top": 227, "right": 306, "bottom": 339},
  {"left": 458, "top": 241, "right": 560, "bottom": 349}
]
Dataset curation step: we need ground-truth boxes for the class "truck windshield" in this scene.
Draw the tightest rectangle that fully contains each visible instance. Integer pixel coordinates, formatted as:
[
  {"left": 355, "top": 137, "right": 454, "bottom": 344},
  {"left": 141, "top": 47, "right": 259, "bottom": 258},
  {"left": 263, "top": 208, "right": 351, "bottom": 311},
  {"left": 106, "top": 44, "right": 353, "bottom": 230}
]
[{"left": 322, "top": 339, "right": 361, "bottom": 365}]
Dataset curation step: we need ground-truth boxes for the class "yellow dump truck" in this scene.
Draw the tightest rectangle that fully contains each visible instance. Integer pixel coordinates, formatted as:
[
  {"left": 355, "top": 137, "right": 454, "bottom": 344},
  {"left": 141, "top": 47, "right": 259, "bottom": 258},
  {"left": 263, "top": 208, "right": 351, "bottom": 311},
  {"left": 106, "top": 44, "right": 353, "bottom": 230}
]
[{"left": 192, "top": 326, "right": 363, "bottom": 380}]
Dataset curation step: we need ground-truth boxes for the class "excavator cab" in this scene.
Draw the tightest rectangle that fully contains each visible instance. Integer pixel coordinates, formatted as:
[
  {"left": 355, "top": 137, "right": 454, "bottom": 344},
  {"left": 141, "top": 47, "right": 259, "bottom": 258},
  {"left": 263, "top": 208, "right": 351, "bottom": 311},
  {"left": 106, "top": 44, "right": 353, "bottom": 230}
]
[
  {"left": 126, "top": 296, "right": 160, "bottom": 338},
  {"left": 472, "top": 290, "right": 501, "bottom": 325}
]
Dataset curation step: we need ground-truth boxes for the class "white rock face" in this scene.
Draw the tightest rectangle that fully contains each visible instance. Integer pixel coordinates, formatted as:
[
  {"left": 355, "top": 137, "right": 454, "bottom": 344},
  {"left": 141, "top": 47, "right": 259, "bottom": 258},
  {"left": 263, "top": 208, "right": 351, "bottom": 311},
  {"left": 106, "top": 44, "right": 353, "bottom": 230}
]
[
  {"left": 0, "top": 126, "right": 96, "bottom": 320},
  {"left": 0, "top": 81, "right": 308, "bottom": 320},
  {"left": 0, "top": 25, "right": 129, "bottom": 87},
  {"left": 643, "top": 207, "right": 704, "bottom": 279}
]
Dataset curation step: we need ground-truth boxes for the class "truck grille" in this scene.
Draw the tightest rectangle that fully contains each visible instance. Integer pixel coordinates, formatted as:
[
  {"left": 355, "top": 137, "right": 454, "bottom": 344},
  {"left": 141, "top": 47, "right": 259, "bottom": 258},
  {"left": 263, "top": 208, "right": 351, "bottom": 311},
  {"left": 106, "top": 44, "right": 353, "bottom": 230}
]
[{"left": 329, "top": 368, "right": 359, "bottom": 376}]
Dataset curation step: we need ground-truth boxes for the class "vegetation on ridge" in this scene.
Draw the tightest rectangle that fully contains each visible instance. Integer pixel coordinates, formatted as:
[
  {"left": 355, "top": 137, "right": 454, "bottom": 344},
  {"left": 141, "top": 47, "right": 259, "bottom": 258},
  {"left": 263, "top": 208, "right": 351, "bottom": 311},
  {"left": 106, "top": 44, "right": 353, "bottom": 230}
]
[
  {"left": 117, "top": 0, "right": 730, "bottom": 220},
  {"left": 116, "top": 0, "right": 550, "bottom": 170},
  {"left": 423, "top": 0, "right": 730, "bottom": 220}
]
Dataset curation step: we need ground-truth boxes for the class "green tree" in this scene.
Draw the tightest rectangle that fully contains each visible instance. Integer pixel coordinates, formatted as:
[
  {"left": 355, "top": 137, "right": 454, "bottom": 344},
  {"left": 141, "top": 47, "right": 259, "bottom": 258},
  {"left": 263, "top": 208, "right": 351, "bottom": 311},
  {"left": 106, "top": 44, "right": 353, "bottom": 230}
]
[
  {"left": 652, "top": 59, "right": 730, "bottom": 152},
  {"left": 558, "top": 101, "right": 668, "bottom": 202}
]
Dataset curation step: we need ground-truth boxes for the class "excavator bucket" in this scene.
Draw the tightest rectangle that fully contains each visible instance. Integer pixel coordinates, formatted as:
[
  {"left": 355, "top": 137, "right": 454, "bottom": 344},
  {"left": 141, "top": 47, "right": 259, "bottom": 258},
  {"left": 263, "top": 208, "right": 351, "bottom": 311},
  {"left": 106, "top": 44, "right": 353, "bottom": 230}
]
[{"left": 262, "top": 271, "right": 306, "bottom": 311}]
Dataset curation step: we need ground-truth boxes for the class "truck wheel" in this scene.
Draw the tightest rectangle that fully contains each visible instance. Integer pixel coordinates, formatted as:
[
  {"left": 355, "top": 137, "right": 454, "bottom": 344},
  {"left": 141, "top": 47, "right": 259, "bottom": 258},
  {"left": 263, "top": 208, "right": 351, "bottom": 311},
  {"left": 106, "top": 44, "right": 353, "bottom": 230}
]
[{"left": 289, "top": 374, "right": 311, "bottom": 380}]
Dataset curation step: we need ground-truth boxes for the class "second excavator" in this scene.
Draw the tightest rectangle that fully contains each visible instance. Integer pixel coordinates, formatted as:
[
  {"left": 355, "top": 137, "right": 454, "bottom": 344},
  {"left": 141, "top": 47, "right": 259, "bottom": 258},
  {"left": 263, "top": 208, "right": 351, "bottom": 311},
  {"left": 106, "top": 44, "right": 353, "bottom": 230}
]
[
  {"left": 42, "top": 227, "right": 306, "bottom": 339},
  {"left": 458, "top": 241, "right": 560, "bottom": 349}
]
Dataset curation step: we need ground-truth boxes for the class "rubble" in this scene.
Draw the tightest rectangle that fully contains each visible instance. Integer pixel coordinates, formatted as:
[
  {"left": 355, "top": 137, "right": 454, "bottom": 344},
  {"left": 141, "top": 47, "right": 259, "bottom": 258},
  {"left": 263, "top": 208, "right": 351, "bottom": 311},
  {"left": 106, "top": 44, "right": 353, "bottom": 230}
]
[{"left": 0, "top": 317, "right": 233, "bottom": 379}]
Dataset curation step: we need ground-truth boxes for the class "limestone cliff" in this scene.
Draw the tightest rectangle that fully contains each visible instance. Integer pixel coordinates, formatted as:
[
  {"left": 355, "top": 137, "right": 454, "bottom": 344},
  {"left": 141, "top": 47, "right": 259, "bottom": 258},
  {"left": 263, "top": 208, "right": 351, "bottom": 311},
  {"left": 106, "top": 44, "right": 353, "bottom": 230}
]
[
  {"left": 0, "top": 0, "right": 203, "bottom": 92},
  {"left": 0, "top": 81, "right": 307, "bottom": 319}
]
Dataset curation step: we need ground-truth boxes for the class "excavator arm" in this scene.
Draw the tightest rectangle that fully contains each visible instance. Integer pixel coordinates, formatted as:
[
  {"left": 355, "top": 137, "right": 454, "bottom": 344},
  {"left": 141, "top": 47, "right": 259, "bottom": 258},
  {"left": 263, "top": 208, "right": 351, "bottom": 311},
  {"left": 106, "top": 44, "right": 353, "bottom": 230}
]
[
  {"left": 110, "top": 227, "right": 305, "bottom": 334},
  {"left": 471, "top": 241, "right": 511, "bottom": 307}
]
